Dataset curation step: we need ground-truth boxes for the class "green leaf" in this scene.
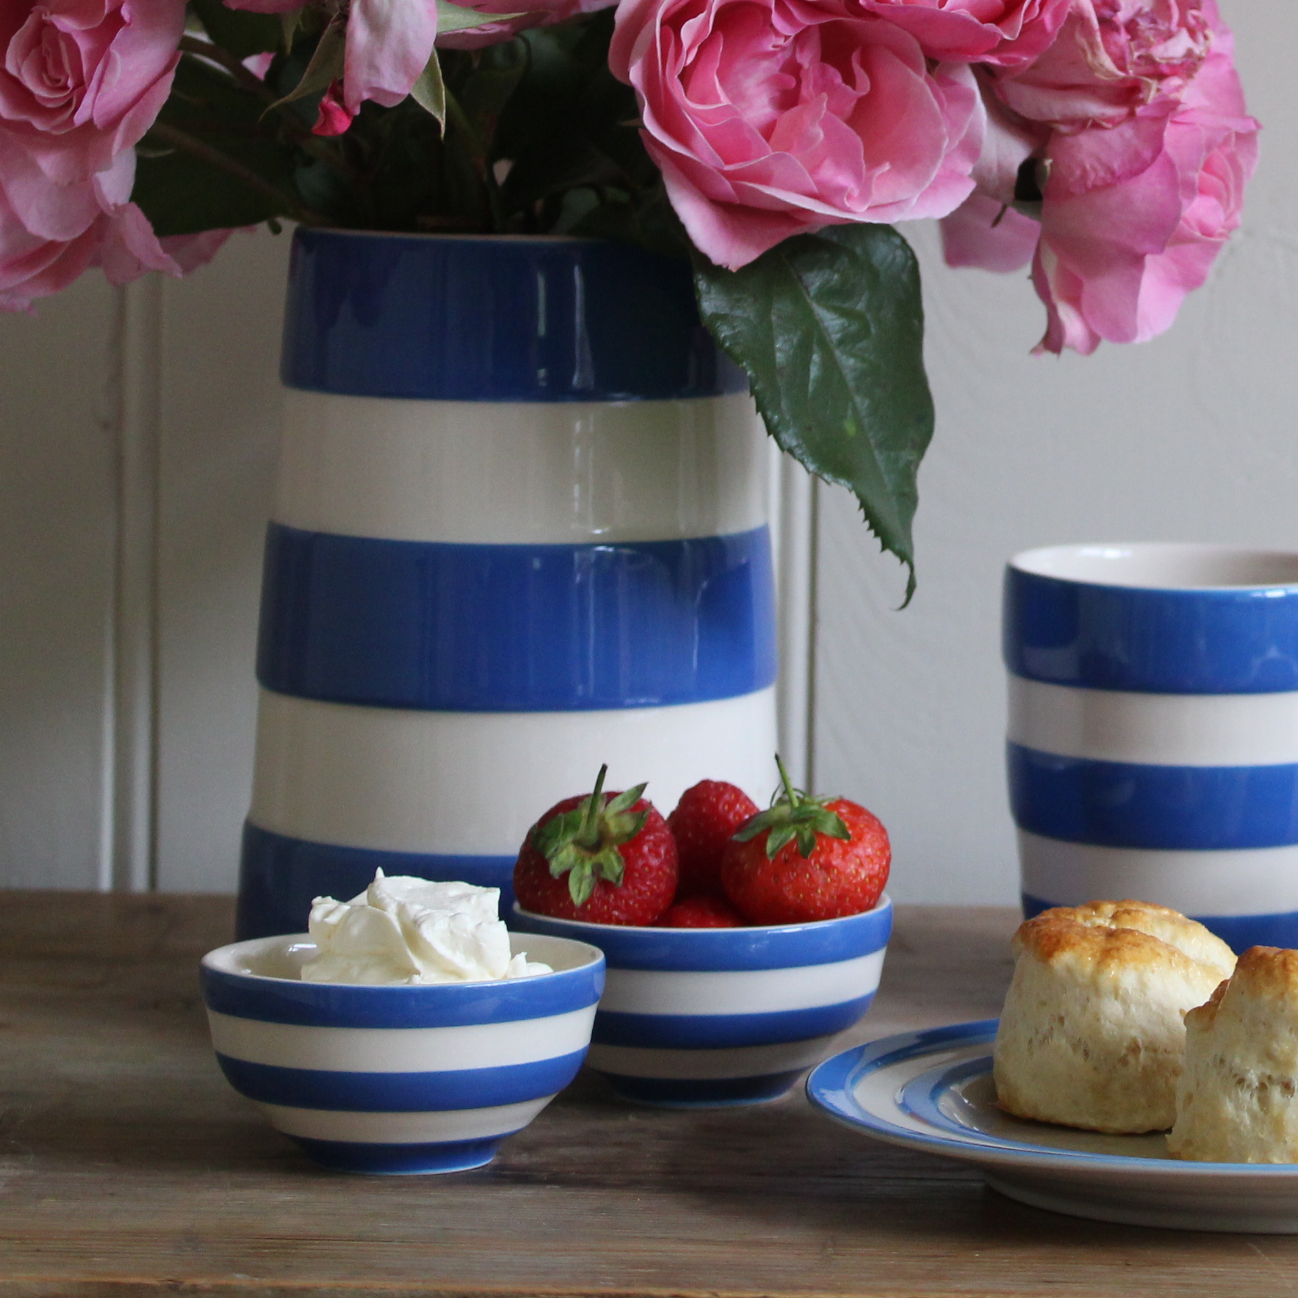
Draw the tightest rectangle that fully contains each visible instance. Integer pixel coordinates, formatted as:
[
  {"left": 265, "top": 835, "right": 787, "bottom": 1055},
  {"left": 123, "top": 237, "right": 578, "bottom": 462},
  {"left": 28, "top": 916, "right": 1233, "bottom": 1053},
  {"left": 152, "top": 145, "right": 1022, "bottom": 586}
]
[
  {"left": 133, "top": 55, "right": 301, "bottom": 234},
  {"left": 268, "top": 18, "right": 344, "bottom": 111},
  {"left": 693, "top": 225, "right": 934, "bottom": 602},
  {"left": 409, "top": 49, "right": 447, "bottom": 129},
  {"left": 436, "top": 0, "right": 525, "bottom": 34},
  {"left": 190, "top": 0, "right": 282, "bottom": 58}
]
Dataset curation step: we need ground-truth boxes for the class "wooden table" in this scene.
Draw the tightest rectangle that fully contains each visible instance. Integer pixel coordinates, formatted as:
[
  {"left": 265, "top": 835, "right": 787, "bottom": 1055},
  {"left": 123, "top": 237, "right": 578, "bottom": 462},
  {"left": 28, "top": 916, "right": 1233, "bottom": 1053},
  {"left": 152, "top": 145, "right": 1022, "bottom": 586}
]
[{"left": 5, "top": 894, "right": 1298, "bottom": 1297}]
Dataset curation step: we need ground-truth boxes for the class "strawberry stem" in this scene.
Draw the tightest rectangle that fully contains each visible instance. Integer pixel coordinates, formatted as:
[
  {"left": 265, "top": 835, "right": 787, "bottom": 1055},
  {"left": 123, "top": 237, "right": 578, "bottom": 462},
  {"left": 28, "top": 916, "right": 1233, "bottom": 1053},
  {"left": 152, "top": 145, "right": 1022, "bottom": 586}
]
[{"left": 578, "top": 763, "right": 609, "bottom": 848}]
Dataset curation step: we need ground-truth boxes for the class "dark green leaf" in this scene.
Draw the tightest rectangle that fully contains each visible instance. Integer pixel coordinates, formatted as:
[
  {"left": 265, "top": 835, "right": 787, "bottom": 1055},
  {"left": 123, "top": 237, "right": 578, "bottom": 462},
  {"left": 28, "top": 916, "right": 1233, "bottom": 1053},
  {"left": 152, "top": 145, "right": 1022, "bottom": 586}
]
[
  {"left": 134, "top": 56, "right": 301, "bottom": 234},
  {"left": 693, "top": 225, "right": 934, "bottom": 601},
  {"left": 190, "top": 0, "right": 281, "bottom": 58},
  {"left": 437, "top": 0, "right": 524, "bottom": 34},
  {"left": 268, "top": 19, "right": 344, "bottom": 111},
  {"left": 409, "top": 49, "right": 447, "bottom": 129}
]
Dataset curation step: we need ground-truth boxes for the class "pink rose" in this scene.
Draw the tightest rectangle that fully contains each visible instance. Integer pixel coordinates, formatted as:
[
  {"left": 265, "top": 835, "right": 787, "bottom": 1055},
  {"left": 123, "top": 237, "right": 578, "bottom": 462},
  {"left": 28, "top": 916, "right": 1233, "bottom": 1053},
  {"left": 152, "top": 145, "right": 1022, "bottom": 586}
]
[
  {"left": 610, "top": 0, "right": 984, "bottom": 270},
  {"left": 343, "top": 0, "right": 438, "bottom": 114},
  {"left": 853, "top": 0, "right": 1070, "bottom": 68},
  {"left": 992, "top": 0, "right": 1211, "bottom": 128},
  {"left": 1031, "top": 34, "right": 1257, "bottom": 353},
  {"left": 436, "top": 0, "right": 615, "bottom": 52},
  {"left": 0, "top": 0, "right": 184, "bottom": 186},
  {"left": 0, "top": 145, "right": 180, "bottom": 312},
  {"left": 940, "top": 12, "right": 1258, "bottom": 354}
]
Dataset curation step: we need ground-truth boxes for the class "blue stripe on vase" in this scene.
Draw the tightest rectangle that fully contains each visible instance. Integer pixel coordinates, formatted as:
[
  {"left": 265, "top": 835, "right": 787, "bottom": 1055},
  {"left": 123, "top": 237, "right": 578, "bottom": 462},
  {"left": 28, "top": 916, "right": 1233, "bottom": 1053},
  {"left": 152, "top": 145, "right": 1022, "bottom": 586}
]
[
  {"left": 215, "top": 1051, "right": 586, "bottom": 1112},
  {"left": 281, "top": 230, "right": 748, "bottom": 402},
  {"left": 236, "top": 822, "right": 516, "bottom": 941},
  {"left": 511, "top": 898, "right": 892, "bottom": 971},
  {"left": 256, "top": 524, "right": 777, "bottom": 712},
  {"left": 201, "top": 957, "right": 603, "bottom": 1030},
  {"left": 286, "top": 1134, "right": 509, "bottom": 1174},
  {"left": 1003, "top": 565, "right": 1298, "bottom": 694},
  {"left": 1021, "top": 892, "right": 1298, "bottom": 956},
  {"left": 1007, "top": 743, "right": 1298, "bottom": 850},
  {"left": 590, "top": 996, "right": 875, "bottom": 1049}
]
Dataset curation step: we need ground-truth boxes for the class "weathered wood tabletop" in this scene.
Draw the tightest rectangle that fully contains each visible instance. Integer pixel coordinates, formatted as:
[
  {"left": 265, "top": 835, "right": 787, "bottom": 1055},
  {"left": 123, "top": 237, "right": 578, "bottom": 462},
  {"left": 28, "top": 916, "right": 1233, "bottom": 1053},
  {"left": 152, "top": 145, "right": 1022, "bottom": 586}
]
[{"left": 4, "top": 893, "right": 1298, "bottom": 1297}]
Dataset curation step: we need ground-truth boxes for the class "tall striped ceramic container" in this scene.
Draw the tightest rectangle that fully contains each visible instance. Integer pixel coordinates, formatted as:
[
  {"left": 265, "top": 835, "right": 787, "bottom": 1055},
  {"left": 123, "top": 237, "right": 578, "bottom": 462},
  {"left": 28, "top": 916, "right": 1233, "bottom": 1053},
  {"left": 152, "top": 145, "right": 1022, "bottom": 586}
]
[
  {"left": 1006, "top": 543, "right": 1298, "bottom": 953},
  {"left": 235, "top": 230, "right": 778, "bottom": 940}
]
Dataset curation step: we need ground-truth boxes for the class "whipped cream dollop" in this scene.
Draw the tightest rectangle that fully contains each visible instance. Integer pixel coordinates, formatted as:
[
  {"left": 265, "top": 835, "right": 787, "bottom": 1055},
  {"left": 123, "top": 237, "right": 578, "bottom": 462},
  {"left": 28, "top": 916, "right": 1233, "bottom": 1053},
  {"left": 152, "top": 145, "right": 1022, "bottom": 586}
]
[{"left": 300, "top": 872, "right": 552, "bottom": 985}]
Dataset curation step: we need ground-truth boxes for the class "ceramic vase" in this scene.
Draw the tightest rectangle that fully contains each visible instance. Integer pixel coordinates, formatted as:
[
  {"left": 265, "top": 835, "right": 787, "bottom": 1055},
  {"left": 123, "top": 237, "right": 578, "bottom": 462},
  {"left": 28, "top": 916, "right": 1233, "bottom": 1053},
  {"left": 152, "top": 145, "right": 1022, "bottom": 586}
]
[{"left": 235, "top": 230, "right": 779, "bottom": 939}]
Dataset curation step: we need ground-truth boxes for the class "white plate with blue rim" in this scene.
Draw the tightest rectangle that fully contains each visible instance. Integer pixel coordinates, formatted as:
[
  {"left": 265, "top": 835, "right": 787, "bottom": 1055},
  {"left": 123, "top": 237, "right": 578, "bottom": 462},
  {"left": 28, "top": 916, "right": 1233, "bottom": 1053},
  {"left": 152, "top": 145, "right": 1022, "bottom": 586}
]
[{"left": 806, "top": 1019, "right": 1298, "bottom": 1233}]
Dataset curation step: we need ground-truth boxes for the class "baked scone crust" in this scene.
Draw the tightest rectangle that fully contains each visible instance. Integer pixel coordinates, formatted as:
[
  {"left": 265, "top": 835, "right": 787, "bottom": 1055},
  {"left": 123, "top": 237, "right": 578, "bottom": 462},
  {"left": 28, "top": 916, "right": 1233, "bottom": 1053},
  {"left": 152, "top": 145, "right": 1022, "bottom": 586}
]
[
  {"left": 994, "top": 901, "right": 1236, "bottom": 1134},
  {"left": 1169, "top": 945, "right": 1298, "bottom": 1162}
]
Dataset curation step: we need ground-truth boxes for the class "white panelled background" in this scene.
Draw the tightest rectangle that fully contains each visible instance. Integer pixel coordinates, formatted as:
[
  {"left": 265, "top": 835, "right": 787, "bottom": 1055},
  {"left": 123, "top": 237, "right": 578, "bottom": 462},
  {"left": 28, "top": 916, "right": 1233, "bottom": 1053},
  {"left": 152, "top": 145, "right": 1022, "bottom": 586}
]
[{"left": 0, "top": 0, "right": 1292, "bottom": 903}]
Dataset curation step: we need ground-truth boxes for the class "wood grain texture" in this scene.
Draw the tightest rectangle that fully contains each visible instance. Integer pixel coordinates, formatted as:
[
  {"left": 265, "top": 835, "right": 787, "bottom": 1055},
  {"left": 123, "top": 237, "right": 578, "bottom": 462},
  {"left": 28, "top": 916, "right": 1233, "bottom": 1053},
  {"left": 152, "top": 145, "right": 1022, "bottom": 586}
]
[{"left": 4, "top": 895, "right": 1298, "bottom": 1297}]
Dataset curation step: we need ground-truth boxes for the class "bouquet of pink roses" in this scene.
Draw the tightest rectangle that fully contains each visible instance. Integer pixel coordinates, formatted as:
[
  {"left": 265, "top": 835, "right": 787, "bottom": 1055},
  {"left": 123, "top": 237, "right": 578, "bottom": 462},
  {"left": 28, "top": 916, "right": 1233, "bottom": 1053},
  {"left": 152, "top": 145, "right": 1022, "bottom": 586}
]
[{"left": 0, "top": 0, "right": 1258, "bottom": 584}]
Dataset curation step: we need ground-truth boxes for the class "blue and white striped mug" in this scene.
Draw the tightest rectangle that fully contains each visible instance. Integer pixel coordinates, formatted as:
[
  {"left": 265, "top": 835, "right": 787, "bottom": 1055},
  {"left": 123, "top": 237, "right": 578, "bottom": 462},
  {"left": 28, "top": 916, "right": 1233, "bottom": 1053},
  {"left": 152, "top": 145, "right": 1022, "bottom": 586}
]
[
  {"left": 1006, "top": 543, "right": 1298, "bottom": 953},
  {"left": 235, "top": 230, "right": 778, "bottom": 940}
]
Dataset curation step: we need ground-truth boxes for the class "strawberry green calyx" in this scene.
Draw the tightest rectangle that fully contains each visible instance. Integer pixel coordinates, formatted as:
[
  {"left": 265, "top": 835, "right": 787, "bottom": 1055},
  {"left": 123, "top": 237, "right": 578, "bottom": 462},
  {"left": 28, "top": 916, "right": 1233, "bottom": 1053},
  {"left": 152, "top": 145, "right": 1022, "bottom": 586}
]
[
  {"left": 732, "top": 755, "right": 851, "bottom": 861},
  {"left": 530, "top": 764, "right": 650, "bottom": 907}
]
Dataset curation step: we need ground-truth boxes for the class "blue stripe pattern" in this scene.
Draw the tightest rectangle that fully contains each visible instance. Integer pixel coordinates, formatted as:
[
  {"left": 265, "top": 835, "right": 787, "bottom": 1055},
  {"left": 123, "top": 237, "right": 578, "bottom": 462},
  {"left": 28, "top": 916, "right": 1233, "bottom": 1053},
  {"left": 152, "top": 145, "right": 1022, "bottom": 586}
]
[
  {"left": 236, "top": 822, "right": 516, "bottom": 943},
  {"left": 1007, "top": 743, "right": 1298, "bottom": 850},
  {"left": 281, "top": 231, "right": 748, "bottom": 402},
  {"left": 256, "top": 524, "right": 777, "bottom": 712},
  {"left": 1021, "top": 892, "right": 1298, "bottom": 955},
  {"left": 511, "top": 898, "right": 892, "bottom": 971},
  {"left": 1004, "top": 565, "right": 1298, "bottom": 694},
  {"left": 287, "top": 1134, "right": 513, "bottom": 1174},
  {"left": 591, "top": 996, "right": 876, "bottom": 1049},
  {"left": 215, "top": 1051, "right": 587, "bottom": 1112},
  {"left": 201, "top": 957, "right": 603, "bottom": 1029}
]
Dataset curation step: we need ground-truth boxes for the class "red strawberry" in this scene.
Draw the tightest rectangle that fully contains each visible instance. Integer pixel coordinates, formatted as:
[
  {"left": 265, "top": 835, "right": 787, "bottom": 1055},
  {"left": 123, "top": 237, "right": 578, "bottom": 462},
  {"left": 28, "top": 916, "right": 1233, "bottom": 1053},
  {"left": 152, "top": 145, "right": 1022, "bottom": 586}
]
[
  {"left": 667, "top": 779, "right": 759, "bottom": 898},
  {"left": 514, "top": 765, "right": 677, "bottom": 926},
  {"left": 721, "top": 758, "right": 890, "bottom": 926},
  {"left": 655, "top": 894, "right": 745, "bottom": 928}
]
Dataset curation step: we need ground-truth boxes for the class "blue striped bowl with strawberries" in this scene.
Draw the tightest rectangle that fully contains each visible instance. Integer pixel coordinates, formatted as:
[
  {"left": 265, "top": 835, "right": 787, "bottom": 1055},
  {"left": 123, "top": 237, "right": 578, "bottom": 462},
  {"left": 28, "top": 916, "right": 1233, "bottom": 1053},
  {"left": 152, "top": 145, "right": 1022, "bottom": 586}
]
[
  {"left": 511, "top": 896, "right": 892, "bottom": 1106},
  {"left": 200, "top": 931, "right": 604, "bottom": 1174}
]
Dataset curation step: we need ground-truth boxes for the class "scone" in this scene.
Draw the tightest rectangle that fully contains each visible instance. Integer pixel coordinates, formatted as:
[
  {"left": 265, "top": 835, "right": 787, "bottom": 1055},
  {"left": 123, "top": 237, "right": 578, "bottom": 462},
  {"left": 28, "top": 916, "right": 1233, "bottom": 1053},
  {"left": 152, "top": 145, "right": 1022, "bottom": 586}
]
[
  {"left": 994, "top": 901, "right": 1236, "bottom": 1133},
  {"left": 1169, "top": 946, "right": 1298, "bottom": 1162}
]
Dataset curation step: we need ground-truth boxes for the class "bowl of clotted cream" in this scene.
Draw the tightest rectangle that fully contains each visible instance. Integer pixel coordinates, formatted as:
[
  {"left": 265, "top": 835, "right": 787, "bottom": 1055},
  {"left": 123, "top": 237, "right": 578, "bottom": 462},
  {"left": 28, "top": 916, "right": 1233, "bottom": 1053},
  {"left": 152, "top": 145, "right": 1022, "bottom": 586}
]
[{"left": 200, "top": 873, "right": 604, "bottom": 1174}]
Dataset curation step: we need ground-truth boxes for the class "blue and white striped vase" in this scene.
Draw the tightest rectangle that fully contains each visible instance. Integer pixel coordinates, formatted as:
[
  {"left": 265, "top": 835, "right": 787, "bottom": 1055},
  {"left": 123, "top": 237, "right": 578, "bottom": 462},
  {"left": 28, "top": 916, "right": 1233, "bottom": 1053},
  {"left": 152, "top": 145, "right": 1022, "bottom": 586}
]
[
  {"left": 235, "top": 230, "right": 779, "bottom": 940},
  {"left": 1005, "top": 543, "right": 1298, "bottom": 953}
]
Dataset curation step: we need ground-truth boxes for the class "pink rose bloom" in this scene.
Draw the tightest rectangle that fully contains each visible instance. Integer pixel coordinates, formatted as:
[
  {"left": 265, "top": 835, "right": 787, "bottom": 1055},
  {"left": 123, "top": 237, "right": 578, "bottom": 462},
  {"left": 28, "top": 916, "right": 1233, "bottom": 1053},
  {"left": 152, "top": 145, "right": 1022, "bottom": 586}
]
[
  {"left": 343, "top": 0, "right": 438, "bottom": 114},
  {"left": 0, "top": 145, "right": 184, "bottom": 312},
  {"left": 0, "top": 0, "right": 184, "bottom": 186},
  {"left": 992, "top": 0, "right": 1211, "bottom": 128},
  {"left": 853, "top": 0, "right": 1070, "bottom": 68},
  {"left": 437, "top": 0, "right": 615, "bottom": 52},
  {"left": 610, "top": 0, "right": 984, "bottom": 270},
  {"left": 940, "top": 11, "right": 1258, "bottom": 354},
  {"left": 1031, "top": 34, "right": 1257, "bottom": 353}
]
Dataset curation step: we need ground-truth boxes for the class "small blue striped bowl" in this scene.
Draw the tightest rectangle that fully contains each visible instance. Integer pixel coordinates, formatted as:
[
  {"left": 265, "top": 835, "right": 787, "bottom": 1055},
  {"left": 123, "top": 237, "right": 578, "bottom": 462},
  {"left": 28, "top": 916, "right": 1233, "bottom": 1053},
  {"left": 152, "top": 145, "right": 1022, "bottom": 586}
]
[
  {"left": 511, "top": 897, "right": 892, "bottom": 1107},
  {"left": 200, "top": 932, "right": 604, "bottom": 1174}
]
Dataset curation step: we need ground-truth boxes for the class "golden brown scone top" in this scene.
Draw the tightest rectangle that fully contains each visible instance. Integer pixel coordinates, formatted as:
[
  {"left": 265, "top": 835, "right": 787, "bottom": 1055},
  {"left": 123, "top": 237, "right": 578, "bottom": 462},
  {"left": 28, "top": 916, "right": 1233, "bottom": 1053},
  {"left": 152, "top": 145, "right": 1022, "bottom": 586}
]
[
  {"left": 1187, "top": 945, "right": 1298, "bottom": 1033},
  {"left": 1014, "top": 900, "right": 1237, "bottom": 985}
]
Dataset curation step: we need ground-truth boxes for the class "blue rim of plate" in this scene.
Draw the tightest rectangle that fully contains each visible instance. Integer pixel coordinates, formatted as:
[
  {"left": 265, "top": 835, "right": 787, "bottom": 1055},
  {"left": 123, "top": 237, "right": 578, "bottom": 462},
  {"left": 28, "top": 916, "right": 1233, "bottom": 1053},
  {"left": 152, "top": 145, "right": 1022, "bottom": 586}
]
[{"left": 805, "top": 1020, "right": 1298, "bottom": 1176}]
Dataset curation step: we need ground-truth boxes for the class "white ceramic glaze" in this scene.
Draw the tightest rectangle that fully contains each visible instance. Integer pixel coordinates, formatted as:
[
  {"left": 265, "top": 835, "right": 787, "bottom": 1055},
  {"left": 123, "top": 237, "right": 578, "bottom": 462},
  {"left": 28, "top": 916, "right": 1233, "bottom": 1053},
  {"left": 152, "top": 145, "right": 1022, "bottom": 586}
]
[
  {"left": 1008, "top": 677, "right": 1298, "bottom": 767},
  {"left": 276, "top": 391, "right": 767, "bottom": 543},
  {"left": 248, "top": 687, "right": 779, "bottom": 856}
]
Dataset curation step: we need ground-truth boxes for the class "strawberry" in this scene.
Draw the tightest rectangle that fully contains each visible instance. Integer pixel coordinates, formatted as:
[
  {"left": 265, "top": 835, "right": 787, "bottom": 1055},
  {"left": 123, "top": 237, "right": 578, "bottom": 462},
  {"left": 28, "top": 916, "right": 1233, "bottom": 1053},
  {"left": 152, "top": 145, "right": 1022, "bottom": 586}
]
[
  {"left": 514, "top": 765, "right": 677, "bottom": 926},
  {"left": 720, "top": 758, "right": 890, "bottom": 926},
  {"left": 655, "top": 894, "right": 745, "bottom": 928},
  {"left": 667, "top": 779, "right": 759, "bottom": 898}
]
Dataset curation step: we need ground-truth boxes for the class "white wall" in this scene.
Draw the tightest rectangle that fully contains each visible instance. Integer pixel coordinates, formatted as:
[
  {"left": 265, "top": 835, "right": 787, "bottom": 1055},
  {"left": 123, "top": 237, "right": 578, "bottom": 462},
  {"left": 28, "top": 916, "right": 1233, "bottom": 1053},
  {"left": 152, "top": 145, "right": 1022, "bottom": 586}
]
[
  {"left": 0, "top": 0, "right": 1290, "bottom": 898},
  {"left": 814, "top": 0, "right": 1298, "bottom": 904}
]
